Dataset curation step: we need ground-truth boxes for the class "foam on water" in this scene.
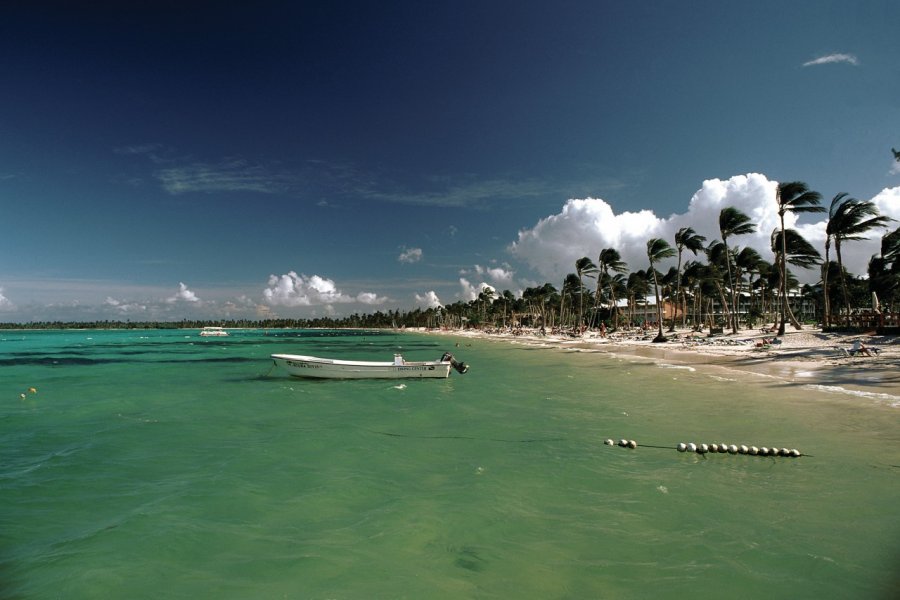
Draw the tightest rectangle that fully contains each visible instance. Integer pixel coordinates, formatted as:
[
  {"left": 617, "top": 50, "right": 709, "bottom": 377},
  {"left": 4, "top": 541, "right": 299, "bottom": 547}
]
[
  {"left": 658, "top": 363, "right": 696, "bottom": 372},
  {"left": 804, "top": 383, "right": 900, "bottom": 407}
]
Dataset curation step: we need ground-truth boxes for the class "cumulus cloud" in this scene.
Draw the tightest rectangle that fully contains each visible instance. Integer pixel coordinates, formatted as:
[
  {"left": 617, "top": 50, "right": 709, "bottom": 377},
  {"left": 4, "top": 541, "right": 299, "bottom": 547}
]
[
  {"left": 356, "top": 292, "right": 388, "bottom": 305},
  {"left": 263, "top": 271, "right": 386, "bottom": 307},
  {"left": 510, "top": 174, "right": 897, "bottom": 285},
  {"left": 802, "top": 53, "right": 859, "bottom": 67},
  {"left": 459, "top": 278, "right": 496, "bottom": 302},
  {"left": 167, "top": 282, "right": 200, "bottom": 303},
  {"left": 415, "top": 290, "right": 442, "bottom": 309},
  {"left": 471, "top": 264, "right": 516, "bottom": 287},
  {"left": 398, "top": 247, "right": 423, "bottom": 263},
  {"left": 105, "top": 296, "right": 147, "bottom": 313},
  {"left": 872, "top": 186, "right": 900, "bottom": 214},
  {"left": 0, "top": 288, "right": 15, "bottom": 310}
]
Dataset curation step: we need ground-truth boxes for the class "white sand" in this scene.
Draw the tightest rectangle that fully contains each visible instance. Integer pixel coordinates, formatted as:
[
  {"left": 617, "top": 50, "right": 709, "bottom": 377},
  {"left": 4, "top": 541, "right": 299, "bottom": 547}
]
[{"left": 421, "top": 326, "right": 900, "bottom": 399}]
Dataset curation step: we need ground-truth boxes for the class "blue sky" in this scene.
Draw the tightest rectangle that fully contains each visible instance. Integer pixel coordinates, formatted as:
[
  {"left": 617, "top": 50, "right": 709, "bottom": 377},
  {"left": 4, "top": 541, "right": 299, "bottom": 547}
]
[{"left": 1, "top": 1, "right": 898, "bottom": 321}]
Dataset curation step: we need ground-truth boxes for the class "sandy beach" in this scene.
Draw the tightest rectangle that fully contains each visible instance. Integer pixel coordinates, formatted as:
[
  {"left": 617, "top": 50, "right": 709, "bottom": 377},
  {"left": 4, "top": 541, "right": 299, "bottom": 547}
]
[{"left": 425, "top": 326, "right": 900, "bottom": 402}]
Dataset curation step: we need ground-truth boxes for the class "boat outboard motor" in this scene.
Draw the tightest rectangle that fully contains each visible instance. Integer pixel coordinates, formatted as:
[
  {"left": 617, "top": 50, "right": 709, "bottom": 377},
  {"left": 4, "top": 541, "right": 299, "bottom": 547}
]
[{"left": 440, "top": 352, "right": 469, "bottom": 374}]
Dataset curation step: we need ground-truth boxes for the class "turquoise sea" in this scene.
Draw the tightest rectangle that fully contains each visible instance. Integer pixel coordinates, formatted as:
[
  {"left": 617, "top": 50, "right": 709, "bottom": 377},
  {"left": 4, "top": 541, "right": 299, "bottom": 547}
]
[{"left": 1, "top": 329, "right": 898, "bottom": 599}]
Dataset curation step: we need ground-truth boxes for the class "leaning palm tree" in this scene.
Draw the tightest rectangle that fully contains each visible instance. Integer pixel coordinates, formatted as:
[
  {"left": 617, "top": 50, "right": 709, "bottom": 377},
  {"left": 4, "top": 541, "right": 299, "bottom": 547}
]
[
  {"left": 868, "top": 227, "right": 900, "bottom": 309},
  {"left": 669, "top": 227, "right": 707, "bottom": 331},
  {"left": 681, "top": 260, "right": 707, "bottom": 328},
  {"left": 771, "top": 228, "right": 822, "bottom": 330},
  {"left": 733, "top": 246, "right": 763, "bottom": 328},
  {"left": 559, "top": 273, "right": 582, "bottom": 328},
  {"left": 625, "top": 270, "right": 650, "bottom": 328},
  {"left": 825, "top": 194, "right": 894, "bottom": 327},
  {"left": 575, "top": 256, "right": 598, "bottom": 332},
  {"left": 719, "top": 207, "right": 756, "bottom": 334},
  {"left": 775, "top": 182, "right": 825, "bottom": 334},
  {"left": 646, "top": 238, "right": 676, "bottom": 342},
  {"left": 595, "top": 248, "right": 628, "bottom": 329}
]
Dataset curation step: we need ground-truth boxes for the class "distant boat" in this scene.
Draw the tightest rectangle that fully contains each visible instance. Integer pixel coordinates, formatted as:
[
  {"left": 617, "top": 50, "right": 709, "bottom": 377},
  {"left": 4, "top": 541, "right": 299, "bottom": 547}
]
[
  {"left": 271, "top": 352, "right": 468, "bottom": 380},
  {"left": 199, "top": 327, "right": 229, "bottom": 337}
]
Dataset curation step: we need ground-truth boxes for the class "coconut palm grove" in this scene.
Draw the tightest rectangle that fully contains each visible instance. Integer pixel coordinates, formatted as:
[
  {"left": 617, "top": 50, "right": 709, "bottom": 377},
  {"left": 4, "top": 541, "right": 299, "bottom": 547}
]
[{"left": 6, "top": 181, "right": 896, "bottom": 335}]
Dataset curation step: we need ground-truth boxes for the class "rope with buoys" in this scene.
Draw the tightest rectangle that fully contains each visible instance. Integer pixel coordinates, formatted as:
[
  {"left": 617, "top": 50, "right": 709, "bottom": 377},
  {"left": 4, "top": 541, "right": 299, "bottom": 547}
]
[{"left": 604, "top": 438, "right": 808, "bottom": 458}]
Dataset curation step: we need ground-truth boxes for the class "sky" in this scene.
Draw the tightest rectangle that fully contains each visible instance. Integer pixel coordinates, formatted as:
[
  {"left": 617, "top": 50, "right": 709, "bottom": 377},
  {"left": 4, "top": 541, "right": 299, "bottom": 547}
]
[{"left": 1, "top": 1, "right": 899, "bottom": 322}]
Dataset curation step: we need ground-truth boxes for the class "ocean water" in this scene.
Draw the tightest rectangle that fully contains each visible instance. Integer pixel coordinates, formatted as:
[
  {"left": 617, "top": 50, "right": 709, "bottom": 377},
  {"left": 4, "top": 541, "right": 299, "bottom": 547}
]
[{"left": 1, "top": 329, "right": 898, "bottom": 599}]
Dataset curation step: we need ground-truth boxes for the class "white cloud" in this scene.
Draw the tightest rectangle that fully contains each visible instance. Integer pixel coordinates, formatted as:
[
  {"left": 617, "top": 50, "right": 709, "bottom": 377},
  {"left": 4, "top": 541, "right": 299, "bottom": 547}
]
[
  {"left": 802, "top": 53, "right": 859, "bottom": 67},
  {"left": 510, "top": 174, "right": 898, "bottom": 285},
  {"left": 398, "top": 247, "right": 423, "bottom": 263},
  {"left": 356, "top": 291, "right": 388, "bottom": 305},
  {"left": 0, "top": 288, "right": 15, "bottom": 311},
  {"left": 415, "top": 290, "right": 442, "bottom": 309},
  {"left": 890, "top": 160, "right": 900, "bottom": 176},
  {"left": 459, "top": 278, "right": 496, "bottom": 302},
  {"left": 263, "top": 271, "right": 385, "bottom": 307},
  {"left": 157, "top": 158, "right": 289, "bottom": 194},
  {"left": 167, "top": 282, "right": 200, "bottom": 303},
  {"left": 472, "top": 264, "right": 515, "bottom": 287},
  {"left": 872, "top": 186, "right": 900, "bottom": 222},
  {"left": 105, "top": 296, "right": 147, "bottom": 313}
]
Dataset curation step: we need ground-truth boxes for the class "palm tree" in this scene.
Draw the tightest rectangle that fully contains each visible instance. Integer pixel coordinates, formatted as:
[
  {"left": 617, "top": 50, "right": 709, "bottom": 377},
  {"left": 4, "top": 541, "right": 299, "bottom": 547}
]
[
  {"left": 825, "top": 194, "right": 894, "bottom": 327},
  {"left": 670, "top": 227, "right": 707, "bottom": 331},
  {"left": 625, "top": 270, "right": 650, "bottom": 328},
  {"left": 734, "top": 246, "right": 763, "bottom": 328},
  {"left": 595, "top": 248, "right": 628, "bottom": 329},
  {"left": 646, "top": 238, "right": 676, "bottom": 342},
  {"left": 705, "top": 240, "right": 734, "bottom": 329},
  {"left": 681, "top": 260, "right": 706, "bottom": 328},
  {"left": 538, "top": 283, "right": 557, "bottom": 331},
  {"left": 575, "top": 257, "right": 598, "bottom": 332},
  {"left": 719, "top": 207, "right": 756, "bottom": 333},
  {"left": 868, "top": 227, "right": 900, "bottom": 310},
  {"left": 771, "top": 228, "right": 822, "bottom": 329},
  {"left": 775, "top": 182, "right": 824, "bottom": 334},
  {"left": 559, "top": 273, "right": 582, "bottom": 328}
]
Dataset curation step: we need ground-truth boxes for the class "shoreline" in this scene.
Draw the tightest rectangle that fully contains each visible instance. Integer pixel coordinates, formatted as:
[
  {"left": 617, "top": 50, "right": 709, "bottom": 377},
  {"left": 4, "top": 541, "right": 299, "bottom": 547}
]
[{"left": 423, "top": 326, "right": 900, "bottom": 405}]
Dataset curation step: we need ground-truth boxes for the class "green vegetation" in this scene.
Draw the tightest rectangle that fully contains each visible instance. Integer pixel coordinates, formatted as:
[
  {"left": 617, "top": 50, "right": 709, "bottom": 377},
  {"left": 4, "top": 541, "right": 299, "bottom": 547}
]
[{"left": 2, "top": 182, "right": 897, "bottom": 334}]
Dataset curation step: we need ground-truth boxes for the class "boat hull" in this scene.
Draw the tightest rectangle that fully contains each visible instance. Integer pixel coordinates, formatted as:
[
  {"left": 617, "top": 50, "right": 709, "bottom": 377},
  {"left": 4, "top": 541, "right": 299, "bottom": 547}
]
[{"left": 271, "top": 354, "right": 453, "bottom": 379}]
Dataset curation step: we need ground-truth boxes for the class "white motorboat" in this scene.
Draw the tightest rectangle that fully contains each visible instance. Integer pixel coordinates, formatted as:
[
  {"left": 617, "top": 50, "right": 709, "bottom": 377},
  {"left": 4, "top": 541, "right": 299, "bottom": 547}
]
[
  {"left": 199, "top": 327, "right": 229, "bottom": 337},
  {"left": 271, "top": 352, "right": 468, "bottom": 380}
]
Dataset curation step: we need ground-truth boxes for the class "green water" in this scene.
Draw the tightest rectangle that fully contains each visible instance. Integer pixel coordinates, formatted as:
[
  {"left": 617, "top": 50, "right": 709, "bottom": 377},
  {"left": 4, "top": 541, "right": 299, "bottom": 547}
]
[{"left": 1, "top": 329, "right": 898, "bottom": 599}]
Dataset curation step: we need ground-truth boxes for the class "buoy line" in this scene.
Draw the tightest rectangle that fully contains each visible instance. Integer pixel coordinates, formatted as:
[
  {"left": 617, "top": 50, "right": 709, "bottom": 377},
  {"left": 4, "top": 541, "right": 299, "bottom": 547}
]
[{"left": 604, "top": 438, "right": 808, "bottom": 458}]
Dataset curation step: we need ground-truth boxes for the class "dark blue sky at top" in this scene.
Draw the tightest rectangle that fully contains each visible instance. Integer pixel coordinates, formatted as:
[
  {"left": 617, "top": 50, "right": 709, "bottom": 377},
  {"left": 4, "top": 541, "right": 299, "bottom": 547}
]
[{"left": 1, "top": 1, "right": 898, "bottom": 320}]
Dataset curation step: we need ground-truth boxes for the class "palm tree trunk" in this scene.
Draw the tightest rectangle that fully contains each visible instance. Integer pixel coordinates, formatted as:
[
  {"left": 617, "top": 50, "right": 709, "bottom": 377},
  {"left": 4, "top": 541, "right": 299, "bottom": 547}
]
[
  {"left": 836, "top": 243, "right": 852, "bottom": 328},
  {"left": 823, "top": 239, "right": 832, "bottom": 329}
]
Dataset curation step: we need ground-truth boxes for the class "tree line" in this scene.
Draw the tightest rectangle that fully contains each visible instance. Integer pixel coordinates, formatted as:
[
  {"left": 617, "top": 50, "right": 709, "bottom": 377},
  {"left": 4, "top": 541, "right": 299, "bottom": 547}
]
[
  {"left": 441, "top": 182, "right": 898, "bottom": 340},
  {"left": 2, "top": 182, "right": 896, "bottom": 336}
]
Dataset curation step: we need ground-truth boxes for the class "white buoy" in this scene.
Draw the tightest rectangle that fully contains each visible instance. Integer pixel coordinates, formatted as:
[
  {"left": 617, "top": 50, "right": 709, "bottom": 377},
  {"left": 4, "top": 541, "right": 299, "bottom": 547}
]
[
  {"left": 749, "top": 446, "right": 759, "bottom": 455},
  {"left": 677, "top": 442, "right": 687, "bottom": 452},
  {"left": 717, "top": 444, "right": 728, "bottom": 453},
  {"left": 760, "top": 447, "right": 769, "bottom": 456},
  {"left": 710, "top": 443, "right": 719, "bottom": 453},
  {"left": 687, "top": 442, "right": 697, "bottom": 452},
  {"left": 768, "top": 447, "right": 779, "bottom": 456},
  {"left": 628, "top": 440, "right": 637, "bottom": 449},
  {"left": 739, "top": 445, "right": 748, "bottom": 454},
  {"left": 699, "top": 443, "right": 709, "bottom": 453},
  {"left": 618, "top": 439, "right": 628, "bottom": 447},
  {"left": 780, "top": 448, "right": 790, "bottom": 456},
  {"left": 728, "top": 444, "right": 738, "bottom": 454},
  {"left": 790, "top": 449, "right": 801, "bottom": 457},
  {"left": 604, "top": 439, "right": 614, "bottom": 446}
]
